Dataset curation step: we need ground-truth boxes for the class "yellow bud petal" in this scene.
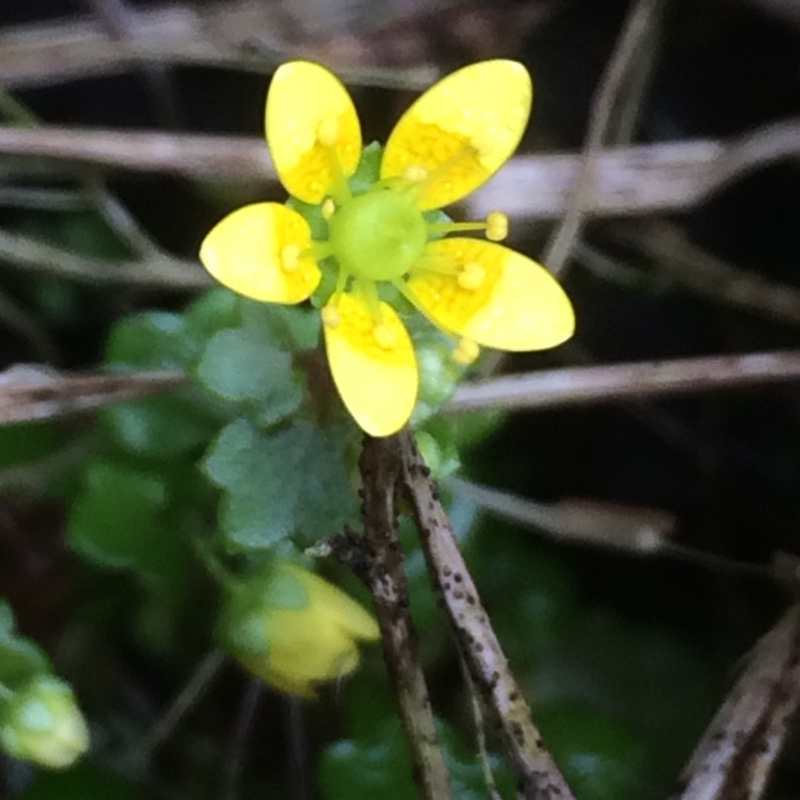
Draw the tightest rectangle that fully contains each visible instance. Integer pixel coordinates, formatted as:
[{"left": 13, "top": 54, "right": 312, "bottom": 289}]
[
  {"left": 409, "top": 238, "right": 574, "bottom": 351},
  {"left": 381, "top": 60, "right": 532, "bottom": 210},
  {"left": 200, "top": 203, "right": 321, "bottom": 304},
  {"left": 323, "top": 294, "right": 418, "bottom": 436}
]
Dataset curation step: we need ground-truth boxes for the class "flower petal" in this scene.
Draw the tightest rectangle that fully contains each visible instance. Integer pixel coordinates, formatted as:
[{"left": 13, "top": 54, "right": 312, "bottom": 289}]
[
  {"left": 288, "top": 565, "right": 380, "bottom": 641},
  {"left": 200, "top": 203, "right": 320, "bottom": 304},
  {"left": 381, "top": 60, "right": 532, "bottom": 211},
  {"left": 408, "top": 238, "right": 574, "bottom": 351},
  {"left": 323, "top": 293, "right": 418, "bottom": 437},
  {"left": 266, "top": 61, "right": 362, "bottom": 204}
]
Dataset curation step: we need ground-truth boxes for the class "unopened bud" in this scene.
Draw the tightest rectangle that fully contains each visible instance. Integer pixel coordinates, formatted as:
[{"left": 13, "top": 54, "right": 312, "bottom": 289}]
[{"left": 0, "top": 676, "right": 89, "bottom": 769}]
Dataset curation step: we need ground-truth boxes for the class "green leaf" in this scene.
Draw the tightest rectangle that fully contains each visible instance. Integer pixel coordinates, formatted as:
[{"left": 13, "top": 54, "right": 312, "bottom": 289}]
[
  {"left": 103, "top": 310, "right": 227, "bottom": 459},
  {"left": 203, "top": 418, "right": 358, "bottom": 551},
  {"left": 195, "top": 329, "right": 303, "bottom": 426},
  {"left": 183, "top": 288, "right": 241, "bottom": 342},
  {"left": 67, "top": 460, "right": 189, "bottom": 589},
  {"left": 101, "top": 392, "right": 218, "bottom": 460},
  {"left": 105, "top": 311, "right": 196, "bottom": 370},
  {"left": 0, "top": 601, "right": 51, "bottom": 690},
  {"left": 240, "top": 301, "right": 321, "bottom": 352}
]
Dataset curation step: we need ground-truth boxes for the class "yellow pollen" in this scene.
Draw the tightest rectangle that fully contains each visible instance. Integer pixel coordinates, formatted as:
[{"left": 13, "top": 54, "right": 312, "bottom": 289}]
[
  {"left": 457, "top": 261, "right": 485, "bottom": 290},
  {"left": 281, "top": 244, "right": 301, "bottom": 272},
  {"left": 453, "top": 338, "right": 480, "bottom": 365},
  {"left": 402, "top": 165, "right": 429, "bottom": 183},
  {"left": 322, "top": 198, "right": 336, "bottom": 220},
  {"left": 321, "top": 305, "right": 341, "bottom": 329},
  {"left": 317, "top": 115, "right": 340, "bottom": 147},
  {"left": 486, "top": 211, "right": 508, "bottom": 242},
  {"left": 372, "top": 323, "right": 397, "bottom": 350}
]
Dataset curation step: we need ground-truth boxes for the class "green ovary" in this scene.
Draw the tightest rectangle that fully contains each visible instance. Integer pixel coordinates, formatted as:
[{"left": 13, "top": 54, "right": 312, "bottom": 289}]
[{"left": 327, "top": 189, "right": 428, "bottom": 281}]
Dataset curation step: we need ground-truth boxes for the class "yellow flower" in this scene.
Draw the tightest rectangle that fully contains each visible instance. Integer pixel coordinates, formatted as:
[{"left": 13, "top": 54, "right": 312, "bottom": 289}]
[
  {"left": 200, "top": 60, "right": 574, "bottom": 436},
  {"left": 218, "top": 562, "right": 379, "bottom": 699}
]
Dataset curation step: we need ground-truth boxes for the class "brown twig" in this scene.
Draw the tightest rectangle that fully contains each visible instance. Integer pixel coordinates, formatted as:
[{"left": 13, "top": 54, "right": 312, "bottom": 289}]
[
  {"left": 1, "top": 124, "right": 799, "bottom": 220},
  {"left": 330, "top": 440, "right": 452, "bottom": 800},
  {"left": 0, "top": 227, "right": 210, "bottom": 290},
  {"left": 389, "top": 431, "right": 576, "bottom": 800},
  {"left": 0, "top": 1, "right": 437, "bottom": 91},
  {"left": 0, "top": 365, "right": 186, "bottom": 425},
  {"left": 677, "top": 603, "right": 800, "bottom": 800},
  {"left": 619, "top": 222, "right": 800, "bottom": 325},
  {"left": 543, "top": 0, "right": 667, "bottom": 276},
  {"left": 446, "top": 349, "right": 800, "bottom": 414}
]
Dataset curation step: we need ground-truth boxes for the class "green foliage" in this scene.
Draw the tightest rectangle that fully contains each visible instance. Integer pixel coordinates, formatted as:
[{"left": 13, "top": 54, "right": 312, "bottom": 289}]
[
  {"left": 67, "top": 459, "right": 190, "bottom": 592},
  {"left": 536, "top": 704, "right": 647, "bottom": 800},
  {"left": 203, "top": 418, "right": 359, "bottom": 550},
  {"left": 319, "top": 719, "right": 514, "bottom": 800},
  {"left": 0, "top": 602, "right": 50, "bottom": 691},
  {"left": 18, "top": 765, "right": 147, "bottom": 800},
  {"left": 196, "top": 329, "right": 303, "bottom": 426}
]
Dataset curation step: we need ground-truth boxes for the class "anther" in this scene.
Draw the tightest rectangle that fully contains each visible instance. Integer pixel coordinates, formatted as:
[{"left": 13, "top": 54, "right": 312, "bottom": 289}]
[
  {"left": 403, "top": 165, "right": 428, "bottom": 183},
  {"left": 321, "top": 198, "right": 336, "bottom": 220},
  {"left": 281, "top": 244, "right": 301, "bottom": 272},
  {"left": 317, "top": 115, "right": 340, "bottom": 147},
  {"left": 372, "top": 323, "right": 397, "bottom": 350},
  {"left": 321, "top": 305, "right": 341, "bottom": 329},
  {"left": 486, "top": 211, "right": 508, "bottom": 242},
  {"left": 453, "top": 339, "right": 480, "bottom": 365},
  {"left": 457, "top": 261, "right": 485, "bottom": 290}
]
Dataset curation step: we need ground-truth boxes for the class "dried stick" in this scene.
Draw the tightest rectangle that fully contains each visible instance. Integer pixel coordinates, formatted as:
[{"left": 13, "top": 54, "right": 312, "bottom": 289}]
[
  {"left": 543, "top": 0, "right": 667, "bottom": 276},
  {"left": 676, "top": 603, "right": 800, "bottom": 800},
  {"left": 383, "top": 431, "right": 576, "bottom": 800},
  {"left": 446, "top": 349, "right": 800, "bottom": 414},
  {"left": 330, "top": 441, "right": 452, "bottom": 800},
  {"left": 1, "top": 124, "right": 799, "bottom": 219},
  {"left": 0, "top": 227, "right": 210, "bottom": 290},
  {"left": 0, "top": 365, "right": 185, "bottom": 425},
  {"left": 0, "top": 2, "right": 437, "bottom": 91}
]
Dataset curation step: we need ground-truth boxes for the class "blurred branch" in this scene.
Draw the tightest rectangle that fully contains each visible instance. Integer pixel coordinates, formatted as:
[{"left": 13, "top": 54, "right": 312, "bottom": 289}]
[
  {"left": 451, "top": 478, "right": 769, "bottom": 578},
  {"left": 330, "top": 447, "right": 453, "bottom": 799},
  {"left": 0, "top": 227, "right": 210, "bottom": 289},
  {"left": 392, "top": 431, "right": 576, "bottom": 800},
  {"left": 0, "top": 365, "right": 186, "bottom": 425},
  {"left": 2, "top": 122, "right": 796, "bottom": 220},
  {"left": 2, "top": 123, "right": 799, "bottom": 219},
  {"left": 83, "top": 0, "right": 181, "bottom": 127},
  {"left": 450, "top": 477, "right": 675, "bottom": 554},
  {"left": 0, "top": 1, "right": 437, "bottom": 91},
  {"left": 446, "top": 349, "right": 800, "bottom": 413},
  {"left": 621, "top": 222, "right": 800, "bottom": 324},
  {"left": 544, "top": 0, "right": 668, "bottom": 276},
  {"left": 677, "top": 603, "right": 800, "bottom": 800}
]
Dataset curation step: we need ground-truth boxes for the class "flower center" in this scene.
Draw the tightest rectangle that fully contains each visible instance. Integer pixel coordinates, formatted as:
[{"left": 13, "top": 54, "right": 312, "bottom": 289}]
[{"left": 327, "top": 189, "right": 427, "bottom": 282}]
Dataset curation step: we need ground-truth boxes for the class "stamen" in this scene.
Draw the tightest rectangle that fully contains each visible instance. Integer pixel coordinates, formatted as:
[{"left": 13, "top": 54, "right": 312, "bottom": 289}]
[
  {"left": 317, "top": 115, "right": 340, "bottom": 147},
  {"left": 453, "top": 338, "right": 480, "bottom": 365},
  {"left": 402, "top": 165, "right": 429, "bottom": 183},
  {"left": 321, "top": 198, "right": 336, "bottom": 220},
  {"left": 372, "top": 323, "right": 397, "bottom": 350},
  {"left": 486, "top": 211, "right": 508, "bottom": 242},
  {"left": 321, "top": 305, "right": 340, "bottom": 329},
  {"left": 457, "top": 261, "right": 485, "bottom": 290},
  {"left": 280, "top": 244, "right": 301, "bottom": 272}
]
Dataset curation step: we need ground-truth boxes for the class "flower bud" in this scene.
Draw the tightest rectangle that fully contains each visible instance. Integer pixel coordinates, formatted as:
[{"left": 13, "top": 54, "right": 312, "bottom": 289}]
[
  {"left": 0, "top": 676, "right": 90, "bottom": 769},
  {"left": 218, "top": 562, "right": 380, "bottom": 699}
]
